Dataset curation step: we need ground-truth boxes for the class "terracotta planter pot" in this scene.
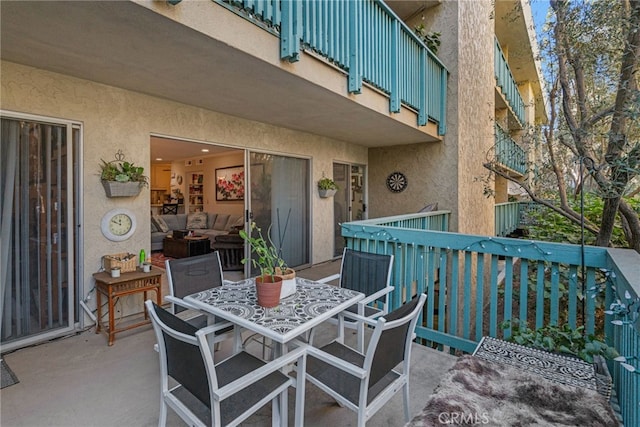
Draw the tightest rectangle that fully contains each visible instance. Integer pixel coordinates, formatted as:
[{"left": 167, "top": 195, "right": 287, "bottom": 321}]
[{"left": 255, "top": 275, "right": 283, "bottom": 308}]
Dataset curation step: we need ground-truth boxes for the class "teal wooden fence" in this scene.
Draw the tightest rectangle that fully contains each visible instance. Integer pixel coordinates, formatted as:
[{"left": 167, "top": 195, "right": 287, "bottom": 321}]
[
  {"left": 343, "top": 213, "right": 639, "bottom": 426},
  {"left": 216, "top": 0, "right": 448, "bottom": 133},
  {"left": 495, "top": 38, "right": 526, "bottom": 126}
]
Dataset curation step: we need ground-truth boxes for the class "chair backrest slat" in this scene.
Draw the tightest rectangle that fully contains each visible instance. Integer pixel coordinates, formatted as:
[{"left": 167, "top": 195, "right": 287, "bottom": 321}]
[
  {"left": 166, "top": 252, "right": 223, "bottom": 313},
  {"left": 148, "top": 302, "right": 212, "bottom": 408},
  {"left": 340, "top": 249, "right": 393, "bottom": 303},
  {"left": 368, "top": 295, "right": 424, "bottom": 388}
]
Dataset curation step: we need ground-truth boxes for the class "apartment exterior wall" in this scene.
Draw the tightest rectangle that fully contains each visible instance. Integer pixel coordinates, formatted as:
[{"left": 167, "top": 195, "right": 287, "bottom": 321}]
[
  {"left": 369, "top": 0, "right": 495, "bottom": 235},
  {"left": 1, "top": 60, "right": 367, "bottom": 318}
]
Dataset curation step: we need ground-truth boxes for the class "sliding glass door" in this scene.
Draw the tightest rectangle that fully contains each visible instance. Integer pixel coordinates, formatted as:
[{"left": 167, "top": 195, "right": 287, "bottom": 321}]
[
  {"left": 1, "top": 116, "right": 77, "bottom": 350},
  {"left": 247, "top": 152, "right": 310, "bottom": 271},
  {"left": 333, "top": 163, "right": 366, "bottom": 256}
]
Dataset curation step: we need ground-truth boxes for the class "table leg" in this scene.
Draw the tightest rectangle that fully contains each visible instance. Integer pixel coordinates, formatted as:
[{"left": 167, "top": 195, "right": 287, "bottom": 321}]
[
  {"left": 143, "top": 291, "right": 148, "bottom": 319},
  {"left": 155, "top": 285, "right": 162, "bottom": 306},
  {"left": 95, "top": 287, "right": 102, "bottom": 333},
  {"left": 108, "top": 291, "right": 115, "bottom": 346}
]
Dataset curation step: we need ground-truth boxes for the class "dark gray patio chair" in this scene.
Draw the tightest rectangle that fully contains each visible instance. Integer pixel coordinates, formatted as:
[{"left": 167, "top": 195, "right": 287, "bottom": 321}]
[
  {"left": 305, "top": 294, "right": 427, "bottom": 427},
  {"left": 317, "top": 248, "right": 394, "bottom": 351},
  {"left": 146, "top": 300, "right": 307, "bottom": 427},
  {"left": 165, "top": 252, "right": 234, "bottom": 347}
]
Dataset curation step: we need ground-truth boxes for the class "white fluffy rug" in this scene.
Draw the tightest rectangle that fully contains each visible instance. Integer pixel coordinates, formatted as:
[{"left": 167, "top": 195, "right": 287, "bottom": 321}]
[{"left": 407, "top": 355, "right": 618, "bottom": 426}]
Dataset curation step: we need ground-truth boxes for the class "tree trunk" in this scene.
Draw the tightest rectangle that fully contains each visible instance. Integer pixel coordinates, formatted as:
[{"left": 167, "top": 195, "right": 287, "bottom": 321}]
[
  {"left": 618, "top": 200, "right": 640, "bottom": 252},
  {"left": 596, "top": 198, "right": 620, "bottom": 247}
]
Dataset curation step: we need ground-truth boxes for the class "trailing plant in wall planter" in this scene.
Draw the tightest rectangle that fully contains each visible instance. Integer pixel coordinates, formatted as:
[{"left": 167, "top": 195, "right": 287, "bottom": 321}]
[
  {"left": 318, "top": 176, "right": 338, "bottom": 198},
  {"left": 99, "top": 150, "right": 149, "bottom": 198}
]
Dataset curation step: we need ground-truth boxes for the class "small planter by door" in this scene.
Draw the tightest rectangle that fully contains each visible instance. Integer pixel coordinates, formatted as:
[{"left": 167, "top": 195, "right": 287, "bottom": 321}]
[
  {"left": 102, "top": 181, "right": 143, "bottom": 198},
  {"left": 318, "top": 189, "right": 337, "bottom": 198},
  {"left": 255, "top": 275, "right": 283, "bottom": 308},
  {"left": 275, "top": 267, "right": 296, "bottom": 299}
]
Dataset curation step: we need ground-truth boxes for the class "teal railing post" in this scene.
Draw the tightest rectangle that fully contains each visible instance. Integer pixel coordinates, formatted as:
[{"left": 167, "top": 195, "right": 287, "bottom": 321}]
[
  {"left": 348, "top": 0, "right": 362, "bottom": 94},
  {"left": 281, "top": 0, "right": 301, "bottom": 62},
  {"left": 389, "top": 19, "right": 400, "bottom": 113},
  {"left": 418, "top": 48, "right": 427, "bottom": 126},
  {"left": 438, "top": 67, "right": 447, "bottom": 134}
]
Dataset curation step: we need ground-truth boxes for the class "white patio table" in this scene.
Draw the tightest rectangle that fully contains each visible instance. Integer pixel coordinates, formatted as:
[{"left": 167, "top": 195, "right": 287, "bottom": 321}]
[{"left": 184, "top": 276, "right": 364, "bottom": 353}]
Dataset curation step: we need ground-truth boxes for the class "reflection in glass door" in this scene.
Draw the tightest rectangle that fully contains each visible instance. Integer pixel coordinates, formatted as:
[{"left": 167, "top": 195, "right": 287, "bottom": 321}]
[
  {"left": 333, "top": 163, "right": 366, "bottom": 256},
  {"left": 248, "top": 152, "right": 310, "bottom": 271},
  {"left": 1, "top": 117, "right": 76, "bottom": 350}
]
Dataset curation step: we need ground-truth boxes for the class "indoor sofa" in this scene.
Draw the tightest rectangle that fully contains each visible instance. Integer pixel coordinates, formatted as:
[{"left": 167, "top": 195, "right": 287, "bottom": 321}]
[{"left": 151, "top": 212, "right": 243, "bottom": 251}]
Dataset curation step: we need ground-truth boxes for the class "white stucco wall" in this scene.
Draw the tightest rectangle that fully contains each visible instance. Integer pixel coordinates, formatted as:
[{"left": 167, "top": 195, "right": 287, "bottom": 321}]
[{"left": 1, "top": 60, "right": 367, "bottom": 323}]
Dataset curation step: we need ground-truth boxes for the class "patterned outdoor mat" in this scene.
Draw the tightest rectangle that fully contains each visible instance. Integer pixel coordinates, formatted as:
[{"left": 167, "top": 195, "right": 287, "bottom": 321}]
[
  {"left": 1, "top": 359, "right": 19, "bottom": 389},
  {"left": 473, "top": 336, "right": 598, "bottom": 391}
]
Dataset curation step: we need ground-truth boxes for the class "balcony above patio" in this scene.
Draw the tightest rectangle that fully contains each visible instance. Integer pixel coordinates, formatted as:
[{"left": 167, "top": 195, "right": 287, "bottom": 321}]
[{"left": 0, "top": 0, "right": 447, "bottom": 147}]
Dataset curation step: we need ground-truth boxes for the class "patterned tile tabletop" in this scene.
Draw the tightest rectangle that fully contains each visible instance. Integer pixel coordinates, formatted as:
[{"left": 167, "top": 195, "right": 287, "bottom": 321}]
[{"left": 185, "top": 277, "right": 363, "bottom": 343}]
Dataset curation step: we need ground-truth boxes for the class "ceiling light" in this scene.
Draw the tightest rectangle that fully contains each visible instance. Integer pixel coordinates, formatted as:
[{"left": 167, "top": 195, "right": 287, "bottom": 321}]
[
  {"left": 201, "top": 149, "right": 209, "bottom": 153},
  {"left": 155, "top": 157, "right": 163, "bottom": 161}
]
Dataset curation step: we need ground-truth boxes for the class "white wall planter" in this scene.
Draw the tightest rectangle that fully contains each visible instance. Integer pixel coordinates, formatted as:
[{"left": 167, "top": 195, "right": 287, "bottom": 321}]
[
  {"left": 318, "top": 189, "right": 337, "bottom": 198},
  {"left": 101, "top": 181, "right": 143, "bottom": 198}
]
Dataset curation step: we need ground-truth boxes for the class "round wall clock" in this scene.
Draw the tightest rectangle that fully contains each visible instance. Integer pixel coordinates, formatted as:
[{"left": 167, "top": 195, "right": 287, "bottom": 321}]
[
  {"left": 386, "top": 172, "right": 408, "bottom": 193},
  {"left": 101, "top": 208, "right": 137, "bottom": 241}
]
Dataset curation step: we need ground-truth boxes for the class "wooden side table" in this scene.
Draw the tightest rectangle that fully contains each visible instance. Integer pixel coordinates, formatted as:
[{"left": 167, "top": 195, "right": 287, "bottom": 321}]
[
  {"left": 93, "top": 269, "right": 162, "bottom": 346},
  {"left": 163, "top": 236, "right": 210, "bottom": 258}
]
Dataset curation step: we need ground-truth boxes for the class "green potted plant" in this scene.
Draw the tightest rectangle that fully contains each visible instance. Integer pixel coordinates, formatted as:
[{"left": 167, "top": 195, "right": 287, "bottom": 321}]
[
  {"left": 240, "top": 222, "right": 286, "bottom": 307},
  {"left": 318, "top": 176, "right": 338, "bottom": 198},
  {"left": 99, "top": 150, "right": 149, "bottom": 198}
]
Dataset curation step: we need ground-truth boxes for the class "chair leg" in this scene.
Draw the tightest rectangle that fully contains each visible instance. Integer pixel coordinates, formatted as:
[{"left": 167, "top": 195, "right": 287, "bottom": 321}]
[
  {"left": 403, "top": 383, "right": 410, "bottom": 422},
  {"left": 271, "top": 390, "right": 288, "bottom": 427},
  {"left": 357, "top": 321, "right": 365, "bottom": 353},
  {"left": 337, "top": 316, "right": 345, "bottom": 344},
  {"left": 158, "top": 399, "right": 167, "bottom": 427},
  {"left": 294, "top": 354, "right": 306, "bottom": 427},
  {"left": 357, "top": 409, "right": 366, "bottom": 427}
]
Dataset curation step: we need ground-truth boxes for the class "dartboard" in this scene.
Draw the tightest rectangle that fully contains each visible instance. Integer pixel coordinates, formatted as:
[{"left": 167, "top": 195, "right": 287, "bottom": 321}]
[{"left": 386, "top": 172, "right": 407, "bottom": 193}]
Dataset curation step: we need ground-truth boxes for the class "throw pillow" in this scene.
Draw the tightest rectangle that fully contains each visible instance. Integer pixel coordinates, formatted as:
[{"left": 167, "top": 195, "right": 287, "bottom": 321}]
[
  {"left": 150, "top": 221, "right": 159, "bottom": 233},
  {"left": 152, "top": 215, "right": 170, "bottom": 233},
  {"left": 229, "top": 216, "right": 244, "bottom": 230},
  {"left": 187, "top": 212, "right": 208, "bottom": 230}
]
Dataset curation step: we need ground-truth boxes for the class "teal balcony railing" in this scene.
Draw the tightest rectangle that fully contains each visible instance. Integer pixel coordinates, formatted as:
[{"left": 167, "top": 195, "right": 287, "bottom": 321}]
[
  {"left": 216, "top": 0, "right": 448, "bottom": 134},
  {"left": 342, "top": 213, "right": 639, "bottom": 426},
  {"left": 495, "top": 38, "right": 526, "bottom": 126},
  {"left": 495, "top": 202, "right": 520, "bottom": 237},
  {"left": 495, "top": 124, "right": 526, "bottom": 175}
]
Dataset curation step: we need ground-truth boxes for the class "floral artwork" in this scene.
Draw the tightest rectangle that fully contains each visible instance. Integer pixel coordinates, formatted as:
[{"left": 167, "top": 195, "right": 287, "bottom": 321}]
[{"left": 216, "top": 166, "right": 244, "bottom": 201}]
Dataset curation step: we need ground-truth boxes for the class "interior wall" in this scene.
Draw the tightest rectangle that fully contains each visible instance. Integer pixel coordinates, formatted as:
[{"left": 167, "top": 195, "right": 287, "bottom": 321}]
[
  {"left": 203, "top": 151, "right": 244, "bottom": 216},
  {"left": 1, "top": 60, "right": 367, "bottom": 324}
]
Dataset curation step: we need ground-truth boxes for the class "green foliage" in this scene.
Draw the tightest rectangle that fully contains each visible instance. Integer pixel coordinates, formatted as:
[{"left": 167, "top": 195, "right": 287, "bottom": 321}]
[
  {"left": 414, "top": 24, "right": 441, "bottom": 54},
  {"left": 501, "top": 319, "right": 619, "bottom": 364},
  {"left": 239, "top": 222, "right": 287, "bottom": 278},
  {"left": 526, "top": 194, "right": 640, "bottom": 248},
  {"left": 99, "top": 159, "right": 148, "bottom": 187},
  {"left": 317, "top": 177, "right": 338, "bottom": 190}
]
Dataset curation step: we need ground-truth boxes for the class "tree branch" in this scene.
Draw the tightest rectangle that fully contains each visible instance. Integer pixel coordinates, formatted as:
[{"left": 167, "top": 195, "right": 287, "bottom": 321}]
[{"left": 483, "top": 162, "right": 600, "bottom": 235}]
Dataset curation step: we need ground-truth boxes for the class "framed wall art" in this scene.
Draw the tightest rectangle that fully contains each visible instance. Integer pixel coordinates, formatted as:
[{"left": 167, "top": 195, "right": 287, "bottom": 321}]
[{"left": 215, "top": 165, "right": 244, "bottom": 201}]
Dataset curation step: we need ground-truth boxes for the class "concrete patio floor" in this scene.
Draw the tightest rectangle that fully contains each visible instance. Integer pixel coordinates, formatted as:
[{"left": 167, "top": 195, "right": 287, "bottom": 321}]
[{"left": 0, "top": 259, "right": 457, "bottom": 427}]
